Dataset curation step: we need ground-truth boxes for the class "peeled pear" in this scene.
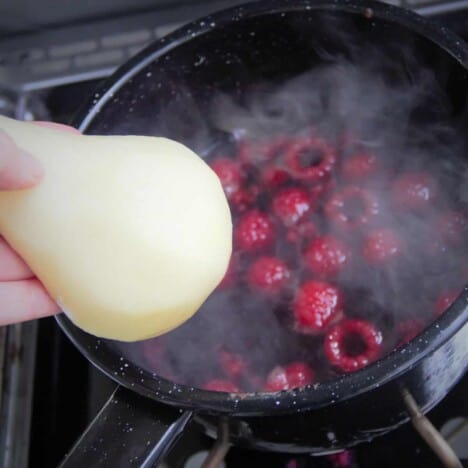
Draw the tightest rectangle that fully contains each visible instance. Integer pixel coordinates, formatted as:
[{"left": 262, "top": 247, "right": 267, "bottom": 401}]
[{"left": 0, "top": 116, "right": 232, "bottom": 341}]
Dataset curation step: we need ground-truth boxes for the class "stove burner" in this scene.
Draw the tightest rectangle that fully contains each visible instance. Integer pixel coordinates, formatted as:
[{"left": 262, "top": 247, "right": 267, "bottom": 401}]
[
  {"left": 169, "top": 388, "right": 465, "bottom": 468},
  {"left": 200, "top": 420, "right": 231, "bottom": 468},
  {"left": 402, "top": 389, "right": 462, "bottom": 468}
]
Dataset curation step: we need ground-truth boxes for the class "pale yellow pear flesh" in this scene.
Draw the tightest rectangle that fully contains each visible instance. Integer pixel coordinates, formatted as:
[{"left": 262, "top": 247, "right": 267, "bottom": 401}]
[{"left": 0, "top": 116, "right": 232, "bottom": 341}]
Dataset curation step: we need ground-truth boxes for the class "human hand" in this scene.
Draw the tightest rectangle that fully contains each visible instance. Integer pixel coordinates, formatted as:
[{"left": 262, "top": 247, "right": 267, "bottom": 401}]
[{"left": 0, "top": 121, "right": 79, "bottom": 325}]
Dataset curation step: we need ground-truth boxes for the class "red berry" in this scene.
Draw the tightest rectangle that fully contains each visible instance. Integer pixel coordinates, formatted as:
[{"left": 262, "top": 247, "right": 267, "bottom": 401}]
[
  {"left": 324, "top": 319, "right": 383, "bottom": 372},
  {"left": 325, "top": 186, "right": 379, "bottom": 231},
  {"left": 219, "top": 351, "right": 247, "bottom": 379},
  {"left": 391, "top": 172, "right": 437, "bottom": 211},
  {"left": 285, "top": 136, "right": 336, "bottom": 182},
  {"left": 265, "top": 362, "right": 314, "bottom": 391},
  {"left": 304, "top": 235, "right": 350, "bottom": 278},
  {"left": 261, "top": 164, "right": 290, "bottom": 188},
  {"left": 328, "top": 450, "right": 355, "bottom": 468},
  {"left": 235, "top": 210, "right": 275, "bottom": 252},
  {"left": 293, "top": 281, "right": 343, "bottom": 332},
  {"left": 436, "top": 211, "right": 468, "bottom": 246},
  {"left": 237, "top": 140, "right": 267, "bottom": 164},
  {"left": 434, "top": 291, "right": 459, "bottom": 317},
  {"left": 286, "top": 220, "right": 318, "bottom": 244},
  {"left": 272, "top": 187, "right": 312, "bottom": 227},
  {"left": 202, "top": 379, "right": 239, "bottom": 392},
  {"left": 230, "top": 185, "right": 260, "bottom": 213},
  {"left": 247, "top": 256, "right": 290, "bottom": 292},
  {"left": 362, "top": 228, "right": 403, "bottom": 264},
  {"left": 210, "top": 157, "right": 242, "bottom": 197},
  {"left": 342, "top": 152, "right": 378, "bottom": 181}
]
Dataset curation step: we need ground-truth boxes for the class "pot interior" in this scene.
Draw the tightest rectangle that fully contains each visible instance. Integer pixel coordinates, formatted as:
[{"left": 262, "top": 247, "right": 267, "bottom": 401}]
[{"left": 59, "top": 0, "right": 468, "bottom": 412}]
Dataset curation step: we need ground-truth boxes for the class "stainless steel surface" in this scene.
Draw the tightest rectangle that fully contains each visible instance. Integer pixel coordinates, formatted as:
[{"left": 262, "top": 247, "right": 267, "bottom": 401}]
[
  {"left": 441, "top": 417, "right": 468, "bottom": 460},
  {"left": 1, "top": 0, "right": 467, "bottom": 94},
  {"left": 0, "top": 0, "right": 246, "bottom": 93},
  {"left": 0, "top": 0, "right": 196, "bottom": 33},
  {"left": 0, "top": 323, "right": 38, "bottom": 468}
]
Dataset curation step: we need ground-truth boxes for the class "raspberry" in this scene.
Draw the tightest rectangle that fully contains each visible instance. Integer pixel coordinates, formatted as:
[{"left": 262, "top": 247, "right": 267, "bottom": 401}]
[
  {"left": 261, "top": 164, "right": 290, "bottom": 188},
  {"left": 293, "top": 281, "right": 343, "bottom": 332},
  {"left": 247, "top": 256, "right": 290, "bottom": 293},
  {"left": 324, "top": 319, "right": 383, "bottom": 372},
  {"left": 342, "top": 152, "right": 378, "bottom": 181},
  {"left": 391, "top": 172, "right": 437, "bottom": 211},
  {"left": 272, "top": 187, "right": 312, "bottom": 227},
  {"left": 304, "top": 235, "right": 350, "bottom": 278},
  {"left": 285, "top": 136, "right": 336, "bottom": 182},
  {"left": 202, "top": 379, "right": 239, "bottom": 392},
  {"left": 235, "top": 210, "right": 275, "bottom": 252},
  {"left": 210, "top": 157, "right": 242, "bottom": 197},
  {"left": 219, "top": 351, "right": 247, "bottom": 379},
  {"left": 436, "top": 211, "right": 468, "bottom": 246},
  {"left": 265, "top": 362, "right": 314, "bottom": 391},
  {"left": 237, "top": 140, "right": 267, "bottom": 164},
  {"left": 328, "top": 450, "right": 356, "bottom": 468},
  {"left": 362, "top": 228, "right": 403, "bottom": 264},
  {"left": 434, "top": 291, "right": 459, "bottom": 317},
  {"left": 325, "top": 186, "right": 379, "bottom": 231},
  {"left": 286, "top": 220, "right": 318, "bottom": 244},
  {"left": 230, "top": 185, "right": 259, "bottom": 213}
]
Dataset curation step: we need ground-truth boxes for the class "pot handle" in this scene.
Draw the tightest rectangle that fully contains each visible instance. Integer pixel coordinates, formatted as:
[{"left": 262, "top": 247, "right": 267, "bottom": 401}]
[{"left": 59, "top": 385, "right": 193, "bottom": 467}]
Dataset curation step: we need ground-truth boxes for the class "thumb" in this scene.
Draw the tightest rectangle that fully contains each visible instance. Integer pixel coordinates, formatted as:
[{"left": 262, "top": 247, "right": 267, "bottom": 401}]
[{"left": 0, "top": 130, "right": 43, "bottom": 191}]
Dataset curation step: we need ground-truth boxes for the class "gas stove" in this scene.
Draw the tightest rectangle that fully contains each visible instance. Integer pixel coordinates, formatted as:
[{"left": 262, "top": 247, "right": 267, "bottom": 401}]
[{"left": 0, "top": 1, "right": 467, "bottom": 467}]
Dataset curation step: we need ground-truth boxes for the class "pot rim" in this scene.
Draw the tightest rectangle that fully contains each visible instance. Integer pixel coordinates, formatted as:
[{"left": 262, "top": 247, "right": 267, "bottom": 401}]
[{"left": 57, "top": 0, "right": 468, "bottom": 416}]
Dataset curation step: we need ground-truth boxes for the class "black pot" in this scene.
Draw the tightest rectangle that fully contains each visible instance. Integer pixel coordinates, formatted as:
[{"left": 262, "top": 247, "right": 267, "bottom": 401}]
[{"left": 57, "top": 0, "right": 468, "bottom": 466}]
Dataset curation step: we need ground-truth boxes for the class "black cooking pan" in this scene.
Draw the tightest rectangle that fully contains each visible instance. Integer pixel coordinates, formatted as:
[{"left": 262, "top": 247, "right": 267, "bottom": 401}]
[{"left": 56, "top": 0, "right": 468, "bottom": 466}]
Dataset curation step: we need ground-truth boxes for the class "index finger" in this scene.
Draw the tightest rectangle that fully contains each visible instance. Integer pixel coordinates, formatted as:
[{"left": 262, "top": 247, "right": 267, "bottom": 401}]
[{"left": 0, "top": 236, "right": 33, "bottom": 280}]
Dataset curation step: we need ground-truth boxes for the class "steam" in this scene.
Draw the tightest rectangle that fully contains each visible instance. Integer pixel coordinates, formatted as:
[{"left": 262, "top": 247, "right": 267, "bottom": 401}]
[{"left": 117, "top": 43, "right": 467, "bottom": 389}]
